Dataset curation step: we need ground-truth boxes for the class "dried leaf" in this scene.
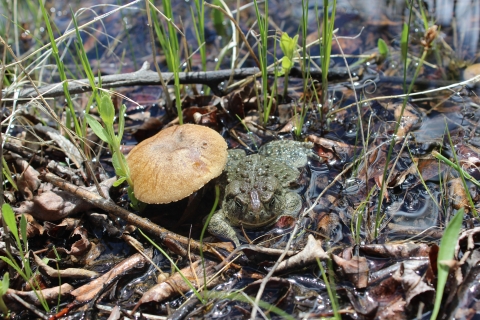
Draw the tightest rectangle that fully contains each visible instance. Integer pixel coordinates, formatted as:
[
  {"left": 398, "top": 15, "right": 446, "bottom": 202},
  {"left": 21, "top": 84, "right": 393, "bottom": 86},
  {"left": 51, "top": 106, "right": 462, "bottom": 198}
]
[
  {"left": 70, "top": 250, "right": 151, "bottom": 303},
  {"left": 333, "top": 254, "right": 369, "bottom": 289},
  {"left": 274, "top": 235, "right": 328, "bottom": 273},
  {"left": 14, "top": 178, "right": 114, "bottom": 221},
  {"left": 135, "top": 259, "right": 219, "bottom": 307},
  {"left": 360, "top": 242, "right": 430, "bottom": 259},
  {"left": 65, "top": 227, "right": 91, "bottom": 256},
  {"left": 392, "top": 262, "right": 434, "bottom": 304},
  {"left": 15, "top": 159, "right": 41, "bottom": 200},
  {"left": 33, "top": 123, "right": 83, "bottom": 168},
  {"left": 33, "top": 252, "right": 98, "bottom": 279},
  {"left": 6, "top": 283, "right": 74, "bottom": 307}
]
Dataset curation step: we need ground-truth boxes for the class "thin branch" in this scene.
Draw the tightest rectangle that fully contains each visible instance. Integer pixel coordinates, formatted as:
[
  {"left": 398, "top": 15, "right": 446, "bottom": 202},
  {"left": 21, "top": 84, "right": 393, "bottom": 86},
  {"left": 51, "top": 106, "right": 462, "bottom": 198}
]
[{"left": 40, "top": 172, "right": 227, "bottom": 260}]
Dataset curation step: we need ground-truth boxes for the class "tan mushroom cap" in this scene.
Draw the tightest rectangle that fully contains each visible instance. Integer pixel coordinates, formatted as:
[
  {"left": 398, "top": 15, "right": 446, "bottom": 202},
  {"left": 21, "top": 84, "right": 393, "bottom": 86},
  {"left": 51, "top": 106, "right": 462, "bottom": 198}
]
[{"left": 127, "top": 124, "right": 228, "bottom": 204}]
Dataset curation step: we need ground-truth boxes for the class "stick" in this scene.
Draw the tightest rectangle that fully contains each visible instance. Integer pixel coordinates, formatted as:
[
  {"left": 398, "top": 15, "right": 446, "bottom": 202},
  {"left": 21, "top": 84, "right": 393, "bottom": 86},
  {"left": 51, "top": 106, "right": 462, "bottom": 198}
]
[{"left": 40, "top": 172, "right": 226, "bottom": 260}]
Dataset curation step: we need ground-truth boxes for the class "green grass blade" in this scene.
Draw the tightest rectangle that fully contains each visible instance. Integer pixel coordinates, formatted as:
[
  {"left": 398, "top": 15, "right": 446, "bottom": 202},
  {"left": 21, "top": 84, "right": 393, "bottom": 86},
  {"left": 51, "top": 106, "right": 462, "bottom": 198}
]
[
  {"left": 431, "top": 208, "right": 464, "bottom": 320},
  {"left": 2, "top": 204, "right": 20, "bottom": 248},
  {"left": 377, "top": 38, "right": 388, "bottom": 58},
  {"left": 39, "top": 0, "right": 82, "bottom": 136},
  {"left": 400, "top": 22, "right": 409, "bottom": 63}
]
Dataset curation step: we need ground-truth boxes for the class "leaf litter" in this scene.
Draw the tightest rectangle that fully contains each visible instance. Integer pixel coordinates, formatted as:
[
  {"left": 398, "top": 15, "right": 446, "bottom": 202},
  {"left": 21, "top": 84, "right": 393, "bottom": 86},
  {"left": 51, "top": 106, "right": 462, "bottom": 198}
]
[{"left": 2, "top": 0, "right": 480, "bottom": 319}]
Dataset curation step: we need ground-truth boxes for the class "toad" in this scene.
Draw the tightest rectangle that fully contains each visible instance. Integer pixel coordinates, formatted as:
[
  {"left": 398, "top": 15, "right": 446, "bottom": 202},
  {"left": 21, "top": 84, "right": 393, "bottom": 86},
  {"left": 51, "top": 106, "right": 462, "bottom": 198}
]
[{"left": 207, "top": 140, "right": 315, "bottom": 246}]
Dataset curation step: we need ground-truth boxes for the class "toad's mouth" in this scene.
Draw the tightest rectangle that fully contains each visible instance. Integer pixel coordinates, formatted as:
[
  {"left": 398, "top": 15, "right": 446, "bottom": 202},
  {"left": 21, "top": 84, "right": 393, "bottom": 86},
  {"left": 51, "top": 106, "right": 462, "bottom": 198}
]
[{"left": 240, "top": 214, "right": 278, "bottom": 229}]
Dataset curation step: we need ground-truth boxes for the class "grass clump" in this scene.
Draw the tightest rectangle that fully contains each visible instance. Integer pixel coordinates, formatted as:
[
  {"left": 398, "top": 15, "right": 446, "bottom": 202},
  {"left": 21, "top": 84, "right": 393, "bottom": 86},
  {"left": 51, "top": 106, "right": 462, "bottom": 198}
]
[{"left": 0, "top": 203, "right": 49, "bottom": 312}]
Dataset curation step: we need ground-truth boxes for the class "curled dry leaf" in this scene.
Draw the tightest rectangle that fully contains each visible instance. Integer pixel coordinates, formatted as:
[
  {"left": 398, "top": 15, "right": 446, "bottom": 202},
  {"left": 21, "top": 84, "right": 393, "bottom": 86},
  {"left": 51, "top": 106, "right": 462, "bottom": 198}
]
[
  {"left": 44, "top": 218, "right": 82, "bottom": 238},
  {"left": 392, "top": 262, "right": 434, "bottom": 305},
  {"left": 455, "top": 226, "right": 480, "bottom": 258},
  {"left": 384, "top": 101, "right": 422, "bottom": 138},
  {"left": 273, "top": 235, "right": 328, "bottom": 273},
  {"left": 463, "top": 63, "right": 480, "bottom": 87},
  {"left": 33, "top": 252, "right": 99, "bottom": 279},
  {"left": 446, "top": 250, "right": 480, "bottom": 319},
  {"left": 448, "top": 177, "right": 469, "bottom": 210},
  {"left": 333, "top": 254, "right": 369, "bottom": 289},
  {"left": 65, "top": 227, "right": 91, "bottom": 256},
  {"left": 360, "top": 242, "right": 430, "bottom": 259},
  {"left": 5, "top": 283, "right": 74, "bottom": 308},
  {"left": 375, "top": 298, "right": 407, "bottom": 320},
  {"left": 134, "top": 259, "right": 220, "bottom": 308},
  {"left": 70, "top": 249, "right": 152, "bottom": 304},
  {"left": 370, "top": 259, "right": 430, "bottom": 284},
  {"left": 107, "top": 305, "right": 122, "bottom": 320},
  {"left": 346, "top": 289, "right": 379, "bottom": 316},
  {"left": 308, "top": 135, "right": 359, "bottom": 162},
  {"left": 87, "top": 212, "right": 123, "bottom": 238},
  {"left": 33, "top": 123, "right": 83, "bottom": 168},
  {"left": 47, "top": 160, "right": 82, "bottom": 186},
  {"left": 15, "top": 159, "right": 41, "bottom": 200},
  {"left": 14, "top": 177, "right": 115, "bottom": 221},
  {"left": 70, "top": 242, "right": 104, "bottom": 266},
  {"left": 22, "top": 213, "right": 44, "bottom": 238},
  {"left": 14, "top": 189, "right": 91, "bottom": 221}
]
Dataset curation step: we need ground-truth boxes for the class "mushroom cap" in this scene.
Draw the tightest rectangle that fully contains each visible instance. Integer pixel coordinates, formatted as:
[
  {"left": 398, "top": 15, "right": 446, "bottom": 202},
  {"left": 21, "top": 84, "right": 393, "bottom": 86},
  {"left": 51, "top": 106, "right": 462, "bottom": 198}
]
[{"left": 127, "top": 124, "right": 228, "bottom": 204}]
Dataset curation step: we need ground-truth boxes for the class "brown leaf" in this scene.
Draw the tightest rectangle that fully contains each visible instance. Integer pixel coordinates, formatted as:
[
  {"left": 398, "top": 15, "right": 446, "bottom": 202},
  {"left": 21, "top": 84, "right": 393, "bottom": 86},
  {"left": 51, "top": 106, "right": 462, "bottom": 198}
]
[
  {"left": 274, "top": 235, "right": 328, "bottom": 273},
  {"left": 360, "top": 242, "right": 430, "bottom": 259},
  {"left": 392, "top": 262, "right": 434, "bottom": 305},
  {"left": 134, "top": 259, "right": 219, "bottom": 308},
  {"left": 33, "top": 252, "right": 99, "bottom": 279},
  {"left": 384, "top": 102, "right": 422, "bottom": 138},
  {"left": 14, "top": 178, "right": 114, "bottom": 221},
  {"left": 22, "top": 213, "right": 44, "bottom": 238},
  {"left": 456, "top": 226, "right": 480, "bottom": 258},
  {"left": 33, "top": 123, "right": 83, "bottom": 168},
  {"left": 65, "top": 227, "right": 91, "bottom": 256},
  {"left": 70, "top": 249, "right": 151, "bottom": 303},
  {"left": 308, "top": 135, "right": 359, "bottom": 162},
  {"left": 14, "top": 189, "right": 92, "bottom": 221},
  {"left": 448, "top": 177, "right": 469, "bottom": 210},
  {"left": 6, "top": 283, "right": 74, "bottom": 307},
  {"left": 376, "top": 297, "right": 407, "bottom": 320},
  {"left": 44, "top": 218, "right": 82, "bottom": 237},
  {"left": 15, "top": 159, "right": 41, "bottom": 200},
  {"left": 333, "top": 254, "right": 369, "bottom": 289}
]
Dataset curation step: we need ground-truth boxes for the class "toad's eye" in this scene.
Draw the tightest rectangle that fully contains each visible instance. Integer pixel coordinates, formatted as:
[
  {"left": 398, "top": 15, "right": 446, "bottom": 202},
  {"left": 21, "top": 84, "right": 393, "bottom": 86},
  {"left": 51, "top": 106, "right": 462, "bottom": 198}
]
[
  {"left": 235, "top": 199, "right": 243, "bottom": 209},
  {"left": 269, "top": 198, "right": 275, "bottom": 207}
]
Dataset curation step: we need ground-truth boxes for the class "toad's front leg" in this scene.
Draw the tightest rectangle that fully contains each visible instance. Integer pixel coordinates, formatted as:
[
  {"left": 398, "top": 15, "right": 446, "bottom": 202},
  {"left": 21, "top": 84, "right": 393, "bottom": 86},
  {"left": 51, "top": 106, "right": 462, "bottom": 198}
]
[
  {"left": 207, "top": 209, "right": 241, "bottom": 247},
  {"left": 282, "top": 192, "right": 302, "bottom": 217}
]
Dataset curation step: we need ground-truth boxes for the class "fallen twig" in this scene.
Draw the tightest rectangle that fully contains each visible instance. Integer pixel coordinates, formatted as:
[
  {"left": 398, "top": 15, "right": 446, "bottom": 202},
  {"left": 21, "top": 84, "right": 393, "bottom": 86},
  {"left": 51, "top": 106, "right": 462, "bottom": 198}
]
[
  {"left": 40, "top": 172, "right": 227, "bottom": 260},
  {"left": 3, "top": 64, "right": 368, "bottom": 101}
]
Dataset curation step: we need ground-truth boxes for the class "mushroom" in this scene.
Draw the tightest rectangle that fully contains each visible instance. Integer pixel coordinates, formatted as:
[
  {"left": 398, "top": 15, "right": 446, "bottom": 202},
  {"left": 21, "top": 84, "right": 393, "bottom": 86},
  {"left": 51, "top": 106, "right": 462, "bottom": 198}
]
[{"left": 127, "top": 124, "right": 228, "bottom": 204}]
